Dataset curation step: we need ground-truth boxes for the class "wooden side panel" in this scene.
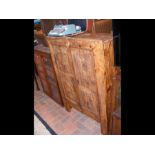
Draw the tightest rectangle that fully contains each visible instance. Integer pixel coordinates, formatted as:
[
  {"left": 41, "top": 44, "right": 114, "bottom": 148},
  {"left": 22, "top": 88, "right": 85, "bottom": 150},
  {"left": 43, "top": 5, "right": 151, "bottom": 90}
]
[
  {"left": 92, "top": 40, "right": 108, "bottom": 134},
  {"left": 52, "top": 45, "right": 79, "bottom": 105},
  {"left": 41, "top": 54, "right": 63, "bottom": 106},
  {"left": 98, "top": 39, "right": 121, "bottom": 134},
  {"left": 41, "top": 55, "right": 56, "bottom": 81},
  {"left": 102, "top": 40, "right": 121, "bottom": 134},
  {"left": 46, "top": 38, "right": 75, "bottom": 111},
  {"left": 103, "top": 41, "right": 114, "bottom": 132},
  {"left": 109, "top": 67, "right": 121, "bottom": 134},
  {"left": 34, "top": 53, "right": 44, "bottom": 72}
]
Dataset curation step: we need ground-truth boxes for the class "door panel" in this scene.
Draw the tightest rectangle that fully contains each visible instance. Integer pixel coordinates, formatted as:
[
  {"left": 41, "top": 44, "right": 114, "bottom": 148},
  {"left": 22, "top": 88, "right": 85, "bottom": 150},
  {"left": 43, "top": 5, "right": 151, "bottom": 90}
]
[
  {"left": 39, "top": 71, "right": 46, "bottom": 80},
  {"left": 49, "top": 80, "right": 62, "bottom": 105},
  {"left": 34, "top": 54, "right": 44, "bottom": 72},
  {"left": 71, "top": 48, "right": 99, "bottom": 115},
  {"left": 71, "top": 49, "right": 97, "bottom": 92},
  {"left": 52, "top": 45, "right": 80, "bottom": 106},
  {"left": 78, "top": 87, "right": 99, "bottom": 115},
  {"left": 60, "top": 72, "right": 79, "bottom": 105},
  {"left": 53, "top": 46, "right": 73, "bottom": 74},
  {"left": 40, "top": 53, "right": 63, "bottom": 106},
  {"left": 41, "top": 56, "right": 56, "bottom": 81},
  {"left": 51, "top": 40, "right": 99, "bottom": 117}
]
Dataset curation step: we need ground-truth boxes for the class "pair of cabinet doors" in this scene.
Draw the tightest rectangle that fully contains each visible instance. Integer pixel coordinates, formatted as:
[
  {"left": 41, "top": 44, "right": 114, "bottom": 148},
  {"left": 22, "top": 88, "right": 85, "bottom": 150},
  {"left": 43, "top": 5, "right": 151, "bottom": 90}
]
[
  {"left": 34, "top": 45, "right": 63, "bottom": 106},
  {"left": 47, "top": 35, "right": 114, "bottom": 134}
]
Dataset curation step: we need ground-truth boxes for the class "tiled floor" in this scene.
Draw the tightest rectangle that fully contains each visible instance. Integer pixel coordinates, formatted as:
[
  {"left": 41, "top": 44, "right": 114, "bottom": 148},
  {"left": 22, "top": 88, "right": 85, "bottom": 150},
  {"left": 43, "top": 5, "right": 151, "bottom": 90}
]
[
  {"left": 34, "top": 115, "right": 51, "bottom": 135},
  {"left": 34, "top": 90, "right": 101, "bottom": 135}
]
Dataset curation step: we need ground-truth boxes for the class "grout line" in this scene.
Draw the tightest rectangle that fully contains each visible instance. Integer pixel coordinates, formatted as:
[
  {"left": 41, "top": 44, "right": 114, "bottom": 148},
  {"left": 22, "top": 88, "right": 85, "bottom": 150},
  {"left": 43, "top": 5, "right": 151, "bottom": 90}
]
[{"left": 34, "top": 110, "right": 57, "bottom": 135}]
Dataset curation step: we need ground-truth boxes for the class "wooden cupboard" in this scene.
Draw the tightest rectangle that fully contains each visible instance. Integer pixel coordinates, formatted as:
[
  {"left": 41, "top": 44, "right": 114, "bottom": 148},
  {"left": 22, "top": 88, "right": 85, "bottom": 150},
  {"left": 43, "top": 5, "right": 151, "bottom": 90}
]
[
  {"left": 47, "top": 33, "right": 119, "bottom": 134},
  {"left": 34, "top": 44, "right": 63, "bottom": 106}
]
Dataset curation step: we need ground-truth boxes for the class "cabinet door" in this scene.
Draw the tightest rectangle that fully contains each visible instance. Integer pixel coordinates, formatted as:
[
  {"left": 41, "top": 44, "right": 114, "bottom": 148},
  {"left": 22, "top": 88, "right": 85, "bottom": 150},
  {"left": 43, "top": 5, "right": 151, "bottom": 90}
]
[
  {"left": 41, "top": 55, "right": 56, "bottom": 82},
  {"left": 41, "top": 54, "right": 63, "bottom": 106},
  {"left": 70, "top": 44, "right": 100, "bottom": 120},
  {"left": 34, "top": 53, "right": 44, "bottom": 72},
  {"left": 34, "top": 52, "right": 51, "bottom": 97},
  {"left": 52, "top": 45, "right": 80, "bottom": 109}
]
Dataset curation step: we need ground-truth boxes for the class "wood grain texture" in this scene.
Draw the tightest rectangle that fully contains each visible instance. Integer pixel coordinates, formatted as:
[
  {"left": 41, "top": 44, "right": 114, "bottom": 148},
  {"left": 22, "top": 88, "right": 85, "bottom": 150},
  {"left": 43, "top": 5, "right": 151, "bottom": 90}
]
[
  {"left": 111, "top": 106, "right": 121, "bottom": 135},
  {"left": 109, "top": 67, "right": 121, "bottom": 134},
  {"left": 46, "top": 38, "right": 72, "bottom": 112},
  {"left": 94, "top": 19, "right": 112, "bottom": 33},
  {"left": 46, "top": 33, "right": 121, "bottom": 134},
  {"left": 34, "top": 45, "right": 63, "bottom": 106}
]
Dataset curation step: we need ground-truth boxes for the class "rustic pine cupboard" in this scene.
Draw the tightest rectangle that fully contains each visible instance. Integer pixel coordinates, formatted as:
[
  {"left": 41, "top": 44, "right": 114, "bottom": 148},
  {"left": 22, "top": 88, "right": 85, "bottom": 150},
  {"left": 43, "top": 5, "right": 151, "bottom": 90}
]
[{"left": 46, "top": 33, "right": 119, "bottom": 134}]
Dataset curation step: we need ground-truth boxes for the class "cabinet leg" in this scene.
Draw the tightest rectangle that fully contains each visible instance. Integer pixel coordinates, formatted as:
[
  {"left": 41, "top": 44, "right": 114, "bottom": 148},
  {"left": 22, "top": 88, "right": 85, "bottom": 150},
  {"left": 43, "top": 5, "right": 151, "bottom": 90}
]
[
  {"left": 100, "top": 121, "right": 108, "bottom": 135},
  {"left": 65, "top": 103, "right": 72, "bottom": 112},
  {"left": 66, "top": 107, "right": 72, "bottom": 112}
]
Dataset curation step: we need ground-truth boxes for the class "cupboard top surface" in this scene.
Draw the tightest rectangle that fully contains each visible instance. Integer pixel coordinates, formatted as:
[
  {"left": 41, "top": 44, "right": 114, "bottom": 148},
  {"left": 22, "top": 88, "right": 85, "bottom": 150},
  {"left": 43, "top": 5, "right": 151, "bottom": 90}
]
[{"left": 47, "top": 33, "right": 113, "bottom": 42}]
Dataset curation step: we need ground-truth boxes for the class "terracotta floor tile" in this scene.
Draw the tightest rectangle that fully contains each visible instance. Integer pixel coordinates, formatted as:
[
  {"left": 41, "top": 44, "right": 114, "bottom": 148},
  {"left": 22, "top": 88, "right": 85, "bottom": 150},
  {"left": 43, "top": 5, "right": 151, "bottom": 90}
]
[{"left": 34, "top": 90, "right": 101, "bottom": 135}]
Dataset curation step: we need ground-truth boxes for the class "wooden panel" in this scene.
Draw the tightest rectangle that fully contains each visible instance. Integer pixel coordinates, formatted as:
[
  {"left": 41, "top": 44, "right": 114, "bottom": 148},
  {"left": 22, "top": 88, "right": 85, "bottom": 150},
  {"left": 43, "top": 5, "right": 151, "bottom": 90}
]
[
  {"left": 39, "top": 71, "right": 46, "bottom": 80},
  {"left": 34, "top": 46, "right": 63, "bottom": 106},
  {"left": 51, "top": 44, "right": 79, "bottom": 107},
  {"left": 108, "top": 67, "right": 121, "bottom": 134},
  {"left": 79, "top": 89, "right": 99, "bottom": 115},
  {"left": 92, "top": 40, "right": 108, "bottom": 134},
  {"left": 34, "top": 53, "right": 41, "bottom": 65},
  {"left": 41, "top": 55, "right": 56, "bottom": 82},
  {"left": 111, "top": 106, "right": 121, "bottom": 135},
  {"left": 70, "top": 47, "right": 99, "bottom": 116},
  {"left": 60, "top": 73, "right": 79, "bottom": 105},
  {"left": 53, "top": 46, "right": 74, "bottom": 74},
  {"left": 71, "top": 49, "right": 97, "bottom": 92},
  {"left": 95, "top": 19, "right": 112, "bottom": 33}
]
